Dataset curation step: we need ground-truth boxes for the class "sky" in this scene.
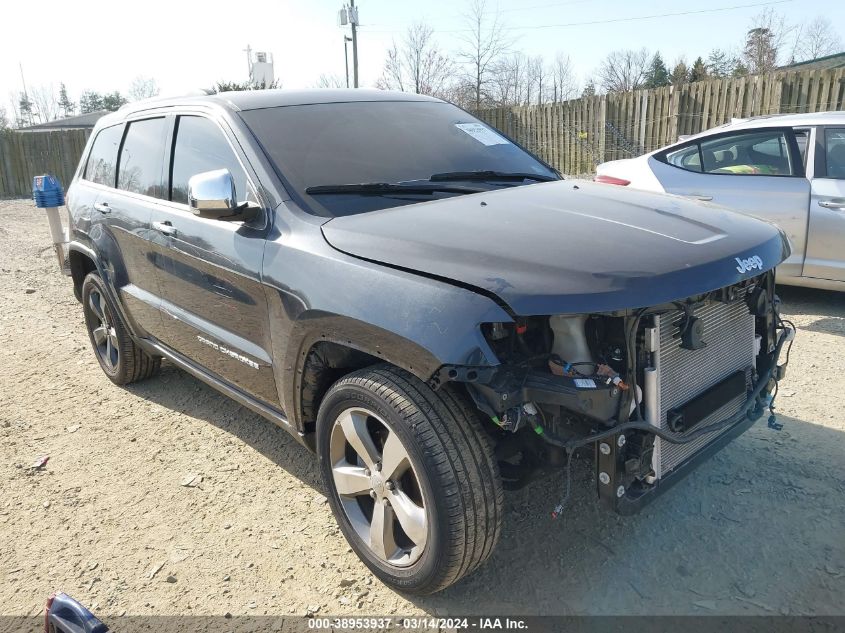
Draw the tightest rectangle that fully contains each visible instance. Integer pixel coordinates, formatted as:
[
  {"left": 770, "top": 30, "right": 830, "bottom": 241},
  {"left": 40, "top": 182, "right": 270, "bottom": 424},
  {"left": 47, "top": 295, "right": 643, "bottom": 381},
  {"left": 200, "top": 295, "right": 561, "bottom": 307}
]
[{"left": 1, "top": 0, "right": 843, "bottom": 116}]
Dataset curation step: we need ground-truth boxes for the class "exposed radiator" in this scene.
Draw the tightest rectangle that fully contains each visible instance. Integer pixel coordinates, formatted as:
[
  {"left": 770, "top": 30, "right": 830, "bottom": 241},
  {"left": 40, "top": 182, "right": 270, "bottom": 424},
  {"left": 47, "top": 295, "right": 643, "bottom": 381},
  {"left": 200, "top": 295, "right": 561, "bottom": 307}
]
[{"left": 651, "top": 298, "right": 756, "bottom": 478}]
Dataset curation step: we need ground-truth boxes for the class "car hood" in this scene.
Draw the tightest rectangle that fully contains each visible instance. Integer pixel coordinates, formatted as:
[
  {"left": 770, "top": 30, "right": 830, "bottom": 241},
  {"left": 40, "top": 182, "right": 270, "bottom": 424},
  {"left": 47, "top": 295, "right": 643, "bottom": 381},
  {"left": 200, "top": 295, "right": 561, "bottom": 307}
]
[{"left": 321, "top": 180, "right": 789, "bottom": 315}]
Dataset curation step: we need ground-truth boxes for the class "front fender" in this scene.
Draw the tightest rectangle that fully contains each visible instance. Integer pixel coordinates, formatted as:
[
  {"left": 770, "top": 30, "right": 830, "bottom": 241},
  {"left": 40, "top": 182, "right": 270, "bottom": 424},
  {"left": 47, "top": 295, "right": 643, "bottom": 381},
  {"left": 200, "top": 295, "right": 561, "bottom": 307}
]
[{"left": 262, "top": 228, "right": 511, "bottom": 430}]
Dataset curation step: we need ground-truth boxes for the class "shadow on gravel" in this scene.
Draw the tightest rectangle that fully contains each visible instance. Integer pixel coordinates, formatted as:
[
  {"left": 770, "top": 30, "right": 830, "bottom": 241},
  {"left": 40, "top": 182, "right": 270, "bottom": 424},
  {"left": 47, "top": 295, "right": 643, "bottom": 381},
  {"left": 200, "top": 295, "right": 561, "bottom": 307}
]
[
  {"left": 777, "top": 286, "right": 845, "bottom": 319},
  {"left": 126, "top": 364, "right": 325, "bottom": 491},
  {"left": 126, "top": 364, "right": 845, "bottom": 616},
  {"left": 412, "top": 414, "right": 845, "bottom": 616}
]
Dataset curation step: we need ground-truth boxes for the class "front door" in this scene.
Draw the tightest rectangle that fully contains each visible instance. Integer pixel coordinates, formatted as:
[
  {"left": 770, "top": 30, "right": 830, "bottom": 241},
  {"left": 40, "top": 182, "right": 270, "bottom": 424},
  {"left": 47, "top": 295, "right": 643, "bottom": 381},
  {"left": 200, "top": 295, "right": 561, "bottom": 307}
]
[
  {"left": 805, "top": 127, "right": 845, "bottom": 282},
  {"left": 149, "top": 114, "right": 279, "bottom": 408}
]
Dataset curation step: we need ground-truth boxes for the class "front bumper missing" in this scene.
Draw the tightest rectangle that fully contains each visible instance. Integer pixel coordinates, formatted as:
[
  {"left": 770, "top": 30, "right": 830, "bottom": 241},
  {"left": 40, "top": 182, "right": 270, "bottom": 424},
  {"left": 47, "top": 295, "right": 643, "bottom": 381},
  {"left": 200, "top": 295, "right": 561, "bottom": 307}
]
[{"left": 596, "top": 327, "right": 791, "bottom": 515}]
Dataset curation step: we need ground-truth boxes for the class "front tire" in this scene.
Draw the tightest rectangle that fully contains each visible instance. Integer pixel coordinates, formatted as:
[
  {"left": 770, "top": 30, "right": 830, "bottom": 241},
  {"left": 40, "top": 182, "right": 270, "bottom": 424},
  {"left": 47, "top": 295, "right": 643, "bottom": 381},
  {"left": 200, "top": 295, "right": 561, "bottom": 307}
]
[
  {"left": 81, "top": 272, "right": 160, "bottom": 385},
  {"left": 317, "top": 365, "right": 503, "bottom": 594}
]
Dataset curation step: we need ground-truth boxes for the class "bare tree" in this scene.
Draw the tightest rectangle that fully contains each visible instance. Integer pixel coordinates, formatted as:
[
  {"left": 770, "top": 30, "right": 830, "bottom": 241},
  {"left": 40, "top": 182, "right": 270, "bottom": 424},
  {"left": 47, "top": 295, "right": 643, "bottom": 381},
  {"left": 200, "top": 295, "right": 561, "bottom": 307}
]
[
  {"left": 0, "top": 106, "right": 9, "bottom": 130},
  {"left": 30, "top": 85, "right": 60, "bottom": 123},
  {"left": 742, "top": 9, "right": 794, "bottom": 73},
  {"left": 489, "top": 52, "right": 530, "bottom": 106},
  {"left": 316, "top": 73, "right": 346, "bottom": 89},
  {"left": 795, "top": 16, "right": 843, "bottom": 62},
  {"left": 457, "top": 0, "right": 511, "bottom": 109},
  {"left": 550, "top": 53, "right": 578, "bottom": 102},
  {"left": 526, "top": 55, "right": 548, "bottom": 105},
  {"left": 596, "top": 48, "right": 650, "bottom": 93},
  {"left": 376, "top": 44, "right": 406, "bottom": 92},
  {"left": 376, "top": 22, "right": 454, "bottom": 98},
  {"left": 7, "top": 93, "right": 21, "bottom": 128},
  {"left": 128, "top": 76, "right": 160, "bottom": 101}
]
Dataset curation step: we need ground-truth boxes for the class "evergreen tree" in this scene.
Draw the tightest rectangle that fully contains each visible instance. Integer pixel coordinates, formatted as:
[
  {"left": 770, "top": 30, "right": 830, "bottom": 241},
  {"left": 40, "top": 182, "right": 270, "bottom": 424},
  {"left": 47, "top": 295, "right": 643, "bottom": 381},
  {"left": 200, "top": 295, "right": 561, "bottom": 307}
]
[
  {"left": 581, "top": 80, "right": 596, "bottom": 97},
  {"left": 57, "top": 83, "right": 75, "bottom": 117},
  {"left": 101, "top": 92, "right": 128, "bottom": 111},
  {"left": 670, "top": 61, "right": 689, "bottom": 86},
  {"left": 743, "top": 26, "right": 778, "bottom": 73},
  {"left": 689, "top": 57, "right": 709, "bottom": 83},
  {"left": 706, "top": 49, "right": 735, "bottom": 78},
  {"left": 643, "top": 52, "right": 670, "bottom": 88},
  {"left": 79, "top": 91, "right": 103, "bottom": 114},
  {"left": 732, "top": 60, "right": 750, "bottom": 76},
  {"left": 18, "top": 92, "right": 35, "bottom": 126}
]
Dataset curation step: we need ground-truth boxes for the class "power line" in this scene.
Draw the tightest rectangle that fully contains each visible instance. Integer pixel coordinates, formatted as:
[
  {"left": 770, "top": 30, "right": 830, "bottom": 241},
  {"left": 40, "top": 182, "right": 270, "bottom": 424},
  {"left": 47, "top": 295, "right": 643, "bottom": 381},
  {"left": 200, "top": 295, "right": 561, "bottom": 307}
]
[
  {"left": 360, "top": 0, "right": 793, "bottom": 34},
  {"left": 498, "top": 0, "right": 794, "bottom": 31}
]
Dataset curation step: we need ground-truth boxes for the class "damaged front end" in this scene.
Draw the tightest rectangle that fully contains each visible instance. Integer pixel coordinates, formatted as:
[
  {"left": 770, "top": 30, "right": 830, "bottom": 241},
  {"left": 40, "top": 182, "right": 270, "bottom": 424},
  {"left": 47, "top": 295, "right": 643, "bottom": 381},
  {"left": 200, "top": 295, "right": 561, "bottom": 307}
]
[{"left": 432, "top": 270, "right": 794, "bottom": 515}]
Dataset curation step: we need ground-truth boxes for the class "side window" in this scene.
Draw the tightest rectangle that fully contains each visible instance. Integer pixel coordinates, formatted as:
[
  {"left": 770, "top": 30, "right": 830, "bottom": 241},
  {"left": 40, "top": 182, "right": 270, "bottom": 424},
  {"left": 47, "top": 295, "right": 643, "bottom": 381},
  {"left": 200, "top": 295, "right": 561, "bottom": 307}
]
[
  {"left": 117, "top": 118, "right": 168, "bottom": 198},
  {"left": 824, "top": 129, "right": 845, "bottom": 179},
  {"left": 664, "top": 144, "right": 702, "bottom": 173},
  {"left": 170, "top": 116, "right": 249, "bottom": 205},
  {"left": 83, "top": 124, "right": 123, "bottom": 187},
  {"left": 699, "top": 130, "right": 794, "bottom": 176}
]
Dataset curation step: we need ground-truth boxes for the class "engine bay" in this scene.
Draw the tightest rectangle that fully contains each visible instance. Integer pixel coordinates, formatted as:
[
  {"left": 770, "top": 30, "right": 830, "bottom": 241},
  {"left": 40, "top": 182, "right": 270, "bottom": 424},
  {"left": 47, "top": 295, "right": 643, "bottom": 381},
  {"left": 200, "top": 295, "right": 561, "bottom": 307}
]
[{"left": 435, "top": 270, "right": 793, "bottom": 514}]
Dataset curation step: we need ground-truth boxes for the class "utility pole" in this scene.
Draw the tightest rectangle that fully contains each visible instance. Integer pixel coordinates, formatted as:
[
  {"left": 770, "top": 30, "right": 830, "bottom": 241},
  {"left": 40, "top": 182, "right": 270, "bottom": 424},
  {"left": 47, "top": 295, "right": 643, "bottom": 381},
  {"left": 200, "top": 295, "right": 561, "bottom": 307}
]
[
  {"left": 349, "top": 0, "right": 359, "bottom": 88},
  {"left": 338, "top": 3, "right": 360, "bottom": 88},
  {"left": 19, "top": 62, "right": 32, "bottom": 126},
  {"left": 344, "top": 36, "right": 352, "bottom": 88},
  {"left": 243, "top": 44, "right": 253, "bottom": 83}
]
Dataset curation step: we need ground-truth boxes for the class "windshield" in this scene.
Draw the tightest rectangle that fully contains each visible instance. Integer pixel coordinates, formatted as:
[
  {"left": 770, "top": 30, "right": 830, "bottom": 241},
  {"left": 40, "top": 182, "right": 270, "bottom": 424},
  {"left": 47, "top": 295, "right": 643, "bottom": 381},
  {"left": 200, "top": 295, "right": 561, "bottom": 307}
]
[{"left": 239, "top": 100, "right": 558, "bottom": 216}]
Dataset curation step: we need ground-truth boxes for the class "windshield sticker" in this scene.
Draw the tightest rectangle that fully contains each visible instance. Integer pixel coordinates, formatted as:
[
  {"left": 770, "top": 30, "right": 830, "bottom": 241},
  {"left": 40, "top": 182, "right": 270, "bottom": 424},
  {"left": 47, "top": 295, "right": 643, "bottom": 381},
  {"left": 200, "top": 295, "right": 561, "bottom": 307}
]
[{"left": 455, "top": 123, "right": 509, "bottom": 146}]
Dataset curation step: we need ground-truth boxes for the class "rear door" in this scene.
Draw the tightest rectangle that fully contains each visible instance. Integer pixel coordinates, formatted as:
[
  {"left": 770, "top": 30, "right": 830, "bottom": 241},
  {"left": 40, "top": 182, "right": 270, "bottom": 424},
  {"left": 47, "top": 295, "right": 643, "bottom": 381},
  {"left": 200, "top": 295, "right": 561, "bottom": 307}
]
[
  {"left": 651, "top": 127, "right": 810, "bottom": 279},
  {"left": 106, "top": 116, "right": 172, "bottom": 338},
  {"left": 72, "top": 119, "right": 165, "bottom": 338},
  {"left": 805, "top": 127, "right": 845, "bottom": 282},
  {"left": 148, "top": 113, "right": 279, "bottom": 407}
]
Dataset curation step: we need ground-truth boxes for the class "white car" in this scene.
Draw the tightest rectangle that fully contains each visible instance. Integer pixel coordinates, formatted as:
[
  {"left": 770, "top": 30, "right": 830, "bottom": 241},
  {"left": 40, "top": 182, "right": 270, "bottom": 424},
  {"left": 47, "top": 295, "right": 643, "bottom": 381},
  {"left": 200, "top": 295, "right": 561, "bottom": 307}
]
[{"left": 596, "top": 112, "right": 845, "bottom": 291}]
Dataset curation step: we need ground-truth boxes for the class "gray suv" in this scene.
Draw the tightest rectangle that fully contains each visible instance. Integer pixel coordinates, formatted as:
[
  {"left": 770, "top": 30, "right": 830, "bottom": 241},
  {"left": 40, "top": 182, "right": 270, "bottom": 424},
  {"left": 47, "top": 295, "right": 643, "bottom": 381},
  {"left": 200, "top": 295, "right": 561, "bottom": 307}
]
[{"left": 65, "top": 89, "right": 792, "bottom": 594}]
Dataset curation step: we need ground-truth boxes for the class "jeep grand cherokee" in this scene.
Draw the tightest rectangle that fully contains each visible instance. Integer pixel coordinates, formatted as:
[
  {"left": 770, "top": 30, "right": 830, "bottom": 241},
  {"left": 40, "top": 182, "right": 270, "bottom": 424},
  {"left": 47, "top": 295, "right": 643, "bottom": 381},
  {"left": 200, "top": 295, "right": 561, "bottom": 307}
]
[{"left": 64, "top": 89, "right": 793, "bottom": 594}]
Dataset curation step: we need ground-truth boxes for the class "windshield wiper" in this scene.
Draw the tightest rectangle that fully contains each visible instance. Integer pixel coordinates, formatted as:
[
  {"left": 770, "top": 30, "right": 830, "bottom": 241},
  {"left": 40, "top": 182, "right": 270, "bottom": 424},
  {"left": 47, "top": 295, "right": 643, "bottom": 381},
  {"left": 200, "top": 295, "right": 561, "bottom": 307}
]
[
  {"left": 428, "top": 170, "right": 558, "bottom": 183},
  {"left": 305, "top": 182, "right": 486, "bottom": 195}
]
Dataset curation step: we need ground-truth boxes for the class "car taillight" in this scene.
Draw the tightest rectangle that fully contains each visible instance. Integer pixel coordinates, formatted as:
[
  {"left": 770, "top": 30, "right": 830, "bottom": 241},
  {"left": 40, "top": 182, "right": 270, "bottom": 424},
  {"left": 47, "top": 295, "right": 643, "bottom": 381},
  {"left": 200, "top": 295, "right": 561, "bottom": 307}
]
[{"left": 594, "top": 174, "right": 630, "bottom": 186}]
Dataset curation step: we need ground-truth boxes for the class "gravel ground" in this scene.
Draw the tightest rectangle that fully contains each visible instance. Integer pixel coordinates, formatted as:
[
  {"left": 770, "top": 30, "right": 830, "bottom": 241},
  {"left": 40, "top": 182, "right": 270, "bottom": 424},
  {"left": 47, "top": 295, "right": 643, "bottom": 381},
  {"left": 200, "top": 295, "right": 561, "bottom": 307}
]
[{"left": 1, "top": 198, "right": 844, "bottom": 618}]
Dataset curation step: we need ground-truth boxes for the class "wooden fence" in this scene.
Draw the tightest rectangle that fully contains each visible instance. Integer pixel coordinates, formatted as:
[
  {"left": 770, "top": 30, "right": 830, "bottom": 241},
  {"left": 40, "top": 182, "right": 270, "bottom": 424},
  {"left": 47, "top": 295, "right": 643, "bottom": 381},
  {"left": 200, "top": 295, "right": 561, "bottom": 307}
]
[
  {"left": 0, "top": 68, "right": 843, "bottom": 196},
  {"left": 0, "top": 129, "right": 91, "bottom": 198},
  {"left": 476, "top": 68, "right": 845, "bottom": 175}
]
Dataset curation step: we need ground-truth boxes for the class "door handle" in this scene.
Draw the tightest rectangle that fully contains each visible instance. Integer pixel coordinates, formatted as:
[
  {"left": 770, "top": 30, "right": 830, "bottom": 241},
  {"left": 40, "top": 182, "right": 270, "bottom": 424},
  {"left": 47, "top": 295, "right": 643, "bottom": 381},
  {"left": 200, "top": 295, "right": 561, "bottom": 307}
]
[
  {"left": 152, "top": 220, "right": 177, "bottom": 236},
  {"left": 93, "top": 202, "right": 111, "bottom": 214},
  {"left": 818, "top": 200, "right": 845, "bottom": 210},
  {"left": 684, "top": 194, "right": 713, "bottom": 202}
]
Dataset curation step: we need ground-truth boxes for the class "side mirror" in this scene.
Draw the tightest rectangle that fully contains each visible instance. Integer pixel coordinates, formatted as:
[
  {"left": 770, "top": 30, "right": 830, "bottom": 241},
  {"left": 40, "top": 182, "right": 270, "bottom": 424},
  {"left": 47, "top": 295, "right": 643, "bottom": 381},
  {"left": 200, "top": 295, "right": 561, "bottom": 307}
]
[{"left": 187, "top": 169, "right": 258, "bottom": 221}]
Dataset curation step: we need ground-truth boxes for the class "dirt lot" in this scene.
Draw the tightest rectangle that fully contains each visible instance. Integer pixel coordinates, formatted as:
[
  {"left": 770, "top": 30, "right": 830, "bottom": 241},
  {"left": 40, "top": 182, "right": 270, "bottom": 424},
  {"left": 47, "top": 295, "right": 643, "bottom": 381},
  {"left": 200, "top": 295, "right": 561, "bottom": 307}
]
[{"left": 1, "top": 198, "right": 844, "bottom": 618}]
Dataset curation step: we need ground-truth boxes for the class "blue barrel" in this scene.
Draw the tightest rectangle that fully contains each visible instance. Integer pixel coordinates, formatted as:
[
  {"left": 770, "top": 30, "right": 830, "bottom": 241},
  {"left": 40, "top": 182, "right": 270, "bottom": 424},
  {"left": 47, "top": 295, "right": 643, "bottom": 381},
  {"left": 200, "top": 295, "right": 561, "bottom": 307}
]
[{"left": 32, "top": 174, "right": 65, "bottom": 208}]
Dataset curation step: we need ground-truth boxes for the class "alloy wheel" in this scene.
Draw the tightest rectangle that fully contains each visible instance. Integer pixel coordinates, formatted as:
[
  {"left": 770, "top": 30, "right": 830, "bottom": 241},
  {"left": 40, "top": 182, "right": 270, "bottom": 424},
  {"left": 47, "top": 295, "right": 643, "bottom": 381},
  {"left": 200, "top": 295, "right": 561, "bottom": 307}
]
[
  {"left": 87, "top": 290, "right": 119, "bottom": 371},
  {"left": 329, "top": 407, "right": 428, "bottom": 567}
]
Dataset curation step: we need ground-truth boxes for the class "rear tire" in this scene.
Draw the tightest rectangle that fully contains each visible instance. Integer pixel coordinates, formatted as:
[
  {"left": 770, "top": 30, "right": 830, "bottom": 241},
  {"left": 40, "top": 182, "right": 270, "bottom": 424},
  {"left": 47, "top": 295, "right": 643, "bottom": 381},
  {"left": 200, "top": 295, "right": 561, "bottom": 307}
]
[
  {"left": 81, "top": 272, "right": 160, "bottom": 385},
  {"left": 317, "top": 364, "right": 503, "bottom": 594}
]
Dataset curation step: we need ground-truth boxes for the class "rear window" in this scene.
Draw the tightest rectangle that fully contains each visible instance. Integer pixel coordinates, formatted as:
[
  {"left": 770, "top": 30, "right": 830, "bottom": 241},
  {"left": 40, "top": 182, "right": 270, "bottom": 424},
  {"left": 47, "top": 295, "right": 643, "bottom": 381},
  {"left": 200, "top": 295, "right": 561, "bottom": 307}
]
[
  {"left": 825, "top": 129, "right": 845, "bottom": 179},
  {"left": 659, "top": 129, "right": 797, "bottom": 177},
  {"left": 83, "top": 124, "right": 123, "bottom": 187},
  {"left": 117, "top": 118, "right": 168, "bottom": 198}
]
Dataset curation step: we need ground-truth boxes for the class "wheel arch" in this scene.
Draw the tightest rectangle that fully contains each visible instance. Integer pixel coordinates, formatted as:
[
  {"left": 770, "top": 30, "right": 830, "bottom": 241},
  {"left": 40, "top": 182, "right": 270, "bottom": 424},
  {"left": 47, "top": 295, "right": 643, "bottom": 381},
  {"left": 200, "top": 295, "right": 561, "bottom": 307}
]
[
  {"left": 286, "top": 315, "right": 447, "bottom": 440},
  {"left": 68, "top": 242, "right": 102, "bottom": 302}
]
